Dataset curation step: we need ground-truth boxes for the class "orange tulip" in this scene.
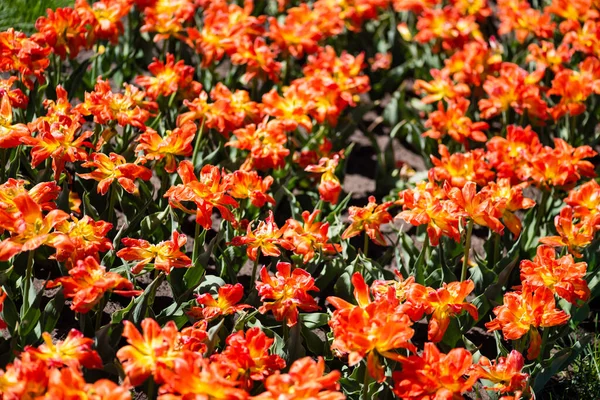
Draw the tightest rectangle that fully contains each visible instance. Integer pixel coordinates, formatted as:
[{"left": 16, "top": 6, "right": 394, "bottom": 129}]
[
  {"left": 486, "top": 285, "right": 569, "bottom": 359},
  {"left": 341, "top": 196, "right": 393, "bottom": 246},
  {"left": 23, "top": 117, "right": 92, "bottom": 181},
  {"left": 0, "top": 193, "right": 71, "bottom": 261},
  {"left": 423, "top": 99, "right": 489, "bottom": 148},
  {"left": 256, "top": 262, "right": 320, "bottom": 327},
  {"left": 565, "top": 179, "right": 600, "bottom": 217},
  {"left": 430, "top": 145, "right": 494, "bottom": 188},
  {"left": 540, "top": 206, "right": 596, "bottom": 257},
  {"left": 305, "top": 154, "right": 343, "bottom": 205},
  {"left": 396, "top": 180, "right": 462, "bottom": 246},
  {"left": 228, "top": 118, "right": 290, "bottom": 171},
  {"left": 478, "top": 62, "right": 547, "bottom": 121},
  {"left": 33, "top": 7, "right": 90, "bottom": 59},
  {"left": 409, "top": 280, "right": 479, "bottom": 343},
  {"left": 230, "top": 211, "right": 293, "bottom": 261},
  {"left": 79, "top": 152, "right": 152, "bottom": 196},
  {"left": 327, "top": 273, "right": 416, "bottom": 382},
  {"left": 482, "top": 179, "right": 535, "bottom": 237},
  {"left": 117, "top": 231, "right": 192, "bottom": 274},
  {"left": 47, "top": 256, "right": 141, "bottom": 313},
  {"left": 225, "top": 170, "right": 276, "bottom": 208},
  {"left": 0, "top": 29, "right": 51, "bottom": 89},
  {"left": 393, "top": 342, "right": 478, "bottom": 399},
  {"left": 282, "top": 210, "right": 342, "bottom": 263},
  {"left": 0, "top": 353, "right": 51, "bottom": 399},
  {"left": 75, "top": 78, "right": 155, "bottom": 130},
  {"left": 189, "top": 283, "right": 251, "bottom": 321},
  {"left": 0, "top": 178, "right": 60, "bottom": 213},
  {"left": 75, "top": 0, "right": 131, "bottom": 45},
  {"left": 521, "top": 245, "right": 590, "bottom": 304},
  {"left": 25, "top": 329, "right": 102, "bottom": 369},
  {"left": 116, "top": 318, "right": 181, "bottom": 386},
  {"left": 165, "top": 160, "right": 239, "bottom": 229},
  {"left": 446, "top": 181, "right": 505, "bottom": 234},
  {"left": 0, "top": 94, "right": 29, "bottom": 149},
  {"left": 212, "top": 327, "right": 286, "bottom": 389},
  {"left": 157, "top": 352, "right": 249, "bottom": 399},
  {"left": 45, "top": 367, "right": 132, "bottom": 400},
  {"left": 53, "top": 215, "right": 113, "bottom": 268},
  {"left": 475, "top": 350, "right": 529, "bottom": 395},
  {"left": 414, "top": 68, "right": 471, "bottom": 104},
  {"left": 135, "top": 53, "right": 202, "bottom": 101},
  {"left": 252, "top": 357, "right": 344, "bottom": 400},
  {"left": 135, "top": 122, "right": 196, "bottom": 173}
]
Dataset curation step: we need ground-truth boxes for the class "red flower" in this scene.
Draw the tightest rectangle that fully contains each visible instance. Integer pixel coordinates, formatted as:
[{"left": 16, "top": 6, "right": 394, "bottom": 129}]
[
  {"left": 33, "top": 7, "right": 90, "bottom": 59},
  {"left": 253, "top": 357, "right": 344, "bottom": 400},
  {"left": 189, "top": 283, "right": 251, "bottom": 321},
  {"left": 396, "top": 180, "right": 462, "bottom": 246},
  {"left": 409, "top": 280, "right": 479, "bottom": 342},
  {"left": 475, "top": 350, "right": 529, "bottom": 395},
  {"left": 485, "top": 285, "right": 570, "bottom": 359},
  {"left": 393, "top": 342, "right": 478, "bottom": 399},
  {"left": 540, "top": 206, "right": 596, "bottom": 257},
  {"left": 305, "top": 154, "right": 343, "bottom": 205},
  {"left": 47, "top": 256, "right": 141, "bottom": 313},
  {"left": 79, "top": 152, "right": 152, "bottom": 195},
  {"left": 53, "top": 215, "right": 113, "bottom": 268},
  {"left": 225, "top": 170, "right": 276, "bottom": 208},
  {"left": 446, "top": 181, "right": 505, "bottom": 234},
  {"left": 117, "top": 231, "right": 192, "bottom": 274},
  {"left": 341, "top": 196, "right": 393, "bottom": 246},
  {"left": 76, "top": 78, "right": 155, "bottom": 130},
  {"left": 230, "top": 211, "right": 293, "bottom": 261},
  {"left": 0, "top": 93, "right": 29, "bottom": 149},
  {"left": 521, "top": 245, "right": 590, "bottom": 304},
  {"left": 256, "top": 262, "right": 320, "bottom": 327},
  {"left": 165, "top": 160, "right": 238, "bottom": 229},
  {"left": 135, "top": 53, "right": 202, "bottom": 101},
  {"left": 25, "top": 329, "right": 102, "bottom": 369},
  {"left": 0, "top": 193, "right": 71, "bottom": 261},
  {"left": 283, "top": 210, "right": 342, "bottom": 262},
  {"left": 135, "top": 122, "right": 196, "bottom": 173},
  {"left": 212, "top": 327, "right": 285, "bottom": 389},
  {"left": 116, "top": 318, "right": 181, "bottom": 386},
  {"left": 430, "top": 145, "right": 494, "bottom": 188},
  {"left": 327, "top": 273, "right": 416, "bottom": 382},
  {"left": 423, "top": 99, "right": 489, "bottom": 148}
]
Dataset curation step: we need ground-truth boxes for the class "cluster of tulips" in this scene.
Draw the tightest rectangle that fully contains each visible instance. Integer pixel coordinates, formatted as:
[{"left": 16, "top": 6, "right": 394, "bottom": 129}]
[{"left": 0, "top": 0, "right": 599, "bottom": 399}]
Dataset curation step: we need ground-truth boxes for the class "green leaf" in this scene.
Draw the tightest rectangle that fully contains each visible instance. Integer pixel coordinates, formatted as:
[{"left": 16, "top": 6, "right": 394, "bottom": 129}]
[
  {"left": 131, "top": 273, "right": 165, "bottom": 323},
  {"left": 42, "top": 288, "right": 64, "bottom": 333},
  {"left": 1, "top": 293, "right": 18, "bottom": 334},
  {"left": 300, "top": 313, "right": 329, "bottom": 329},
  {"left": 532, "top": 337, "right": 591, "bottom": 394}
]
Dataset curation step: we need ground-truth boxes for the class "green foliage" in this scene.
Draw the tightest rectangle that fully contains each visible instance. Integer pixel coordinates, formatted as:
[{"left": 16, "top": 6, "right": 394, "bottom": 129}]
[{"left": 0, "top": 0, "right": 74, "bottom": 34}]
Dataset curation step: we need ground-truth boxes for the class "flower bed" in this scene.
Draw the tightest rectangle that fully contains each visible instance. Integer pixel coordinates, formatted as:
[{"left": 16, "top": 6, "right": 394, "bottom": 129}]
[{"left": 0, "top": 0, "right": 599, "bottom": 399}]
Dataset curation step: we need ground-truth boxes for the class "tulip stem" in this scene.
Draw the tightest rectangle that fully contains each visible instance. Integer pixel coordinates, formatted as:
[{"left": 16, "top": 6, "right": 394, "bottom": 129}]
[
  {"left": 461, "top": 220, "right": 474, "bottom": 282},
  {"left": 282, "top": 322, "right": 289, "bottom": 344},
  {"left": 22, "top": 251, "right": 34, "bottom": 312},
  {"left": 147, "top": 378, "right": 156, "bottom": 400},
  {"left": 363, "top": 233, "right": 369, "bottom": 259},
  {"left": 107, "top": 184, "right": 117, "bottom": 224},
  {"left": 250, "top": 251, "right": 260, "bottom": 291},
  {"left": 191, "top": 118, "right": 205, "bottom": 167},
  {"left": 95, "top": 295, "right": 106, "bottom": 331},
  {"left": 362, "top": 364, "right": 370, "bottom": 400},
  {"left": 192, "top": 222, "right": 203, "bottom": 268},
  {"left": 538, "top": 328, "right": 550, "bottom": 362},
  {"left": 535, "top": 190, "right": 550, "bottom": 228}
]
